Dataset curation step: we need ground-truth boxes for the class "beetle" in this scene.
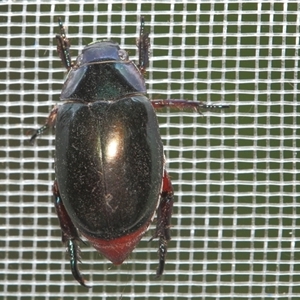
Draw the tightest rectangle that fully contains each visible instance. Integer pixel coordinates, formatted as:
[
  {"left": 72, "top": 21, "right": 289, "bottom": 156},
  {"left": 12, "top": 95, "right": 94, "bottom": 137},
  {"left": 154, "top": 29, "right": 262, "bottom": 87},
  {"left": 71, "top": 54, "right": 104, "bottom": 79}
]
[{"left": 31, "top": 17, "right": 228, "bottom": 287}]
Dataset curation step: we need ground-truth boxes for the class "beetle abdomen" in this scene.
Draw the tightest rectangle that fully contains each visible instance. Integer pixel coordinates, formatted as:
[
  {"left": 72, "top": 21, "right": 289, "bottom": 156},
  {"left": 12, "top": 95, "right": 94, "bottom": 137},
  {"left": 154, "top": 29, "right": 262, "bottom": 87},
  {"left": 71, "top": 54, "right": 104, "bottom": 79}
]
[{"left": 55, "top": 96, "right": 164, "bottom": 240}]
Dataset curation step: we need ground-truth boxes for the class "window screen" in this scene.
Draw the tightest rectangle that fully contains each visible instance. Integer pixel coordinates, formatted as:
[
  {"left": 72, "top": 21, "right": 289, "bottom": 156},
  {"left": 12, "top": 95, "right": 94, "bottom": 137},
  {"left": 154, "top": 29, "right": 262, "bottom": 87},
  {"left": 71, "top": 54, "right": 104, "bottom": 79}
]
[{"left": 1, "top": 1, "right": 299, "bottom": 299}]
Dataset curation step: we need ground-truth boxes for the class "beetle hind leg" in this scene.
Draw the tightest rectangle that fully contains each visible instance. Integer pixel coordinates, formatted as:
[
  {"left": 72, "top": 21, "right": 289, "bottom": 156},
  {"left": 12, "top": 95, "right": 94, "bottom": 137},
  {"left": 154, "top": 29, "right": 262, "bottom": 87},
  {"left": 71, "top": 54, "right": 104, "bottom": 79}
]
[
  {"left": 151, "top": 169, "right": 174, "bottom": 277},
  {"left": 66, "top": 239, "right": 90, "bottom": 288},
  {"left": 52, "top": 181, "right": 91, "bottom": 288}
]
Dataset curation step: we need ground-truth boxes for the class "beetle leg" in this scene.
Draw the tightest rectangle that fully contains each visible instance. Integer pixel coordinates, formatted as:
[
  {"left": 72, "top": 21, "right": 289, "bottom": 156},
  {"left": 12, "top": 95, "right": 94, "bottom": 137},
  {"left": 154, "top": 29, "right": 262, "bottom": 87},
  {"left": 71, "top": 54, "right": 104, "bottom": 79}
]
[
  {"left": 56, "top": 18, "right": 73, "bottom": 71},
  {"left": 150, "top": 169, "right": 174, "bottom": 277},
  {"left": 29, "top": 105, "right": 58, "bottom": 144},
  {"left": 136, "top": 16, "right": 150, "bottom": 75},
  {"left": 52, "top": 181, "right": 91, "bottom": 288},
  {"left": 151, "top": 99, "right": 229, "bottom": 114}
]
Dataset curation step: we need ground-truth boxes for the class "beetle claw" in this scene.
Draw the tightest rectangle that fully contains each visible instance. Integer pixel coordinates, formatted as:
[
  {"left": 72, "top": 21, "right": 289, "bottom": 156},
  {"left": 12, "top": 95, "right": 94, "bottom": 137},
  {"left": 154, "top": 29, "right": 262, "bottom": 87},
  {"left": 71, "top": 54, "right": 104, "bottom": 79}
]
[
  {"left": 148, "top": 233, "right": 157, "bottom": 243},
  {"left": 80, "top": 239, "right": 89, "bottom": 247}
]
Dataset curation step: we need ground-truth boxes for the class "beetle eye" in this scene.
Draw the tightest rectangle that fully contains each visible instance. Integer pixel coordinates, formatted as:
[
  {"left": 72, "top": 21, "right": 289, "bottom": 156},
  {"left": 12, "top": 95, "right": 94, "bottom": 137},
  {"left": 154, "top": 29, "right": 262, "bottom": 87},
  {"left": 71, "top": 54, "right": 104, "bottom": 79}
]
[{"left": 118, "top": 50, "right": 129, "bottom": 61}]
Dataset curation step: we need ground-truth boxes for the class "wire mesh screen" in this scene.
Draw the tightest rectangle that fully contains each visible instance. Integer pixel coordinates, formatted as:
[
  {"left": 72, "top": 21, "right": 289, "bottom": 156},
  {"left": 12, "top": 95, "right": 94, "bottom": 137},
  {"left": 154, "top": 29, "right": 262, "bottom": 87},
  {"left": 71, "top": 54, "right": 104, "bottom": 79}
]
[{"left": 1, "top": 0, "right": 299, "bottom": 299}]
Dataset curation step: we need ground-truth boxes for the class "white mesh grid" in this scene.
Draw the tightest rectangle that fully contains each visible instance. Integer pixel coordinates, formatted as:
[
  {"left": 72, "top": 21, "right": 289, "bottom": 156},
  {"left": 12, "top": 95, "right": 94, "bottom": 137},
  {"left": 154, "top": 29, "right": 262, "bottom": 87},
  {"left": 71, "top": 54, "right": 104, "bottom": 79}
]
[{"left": 1, "top": 0, "right": 299, "bottom": 299}]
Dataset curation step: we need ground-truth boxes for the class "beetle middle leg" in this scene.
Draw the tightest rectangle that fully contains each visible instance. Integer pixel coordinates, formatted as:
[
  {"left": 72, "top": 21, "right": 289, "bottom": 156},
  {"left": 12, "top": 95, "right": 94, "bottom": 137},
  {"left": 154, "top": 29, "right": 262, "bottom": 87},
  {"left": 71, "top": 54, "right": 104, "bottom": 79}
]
[
  {"left": 150, "top": 169, "right": 174, "bottom": 277},
  {"left": 29, "top": 106, "right": 58, "bottom": 144},
  {"left": 52, "top": 180, "right": 90, "bottom": 288},
  {"left": 151, "top": 99, "right": 230, "bottom": 114}
]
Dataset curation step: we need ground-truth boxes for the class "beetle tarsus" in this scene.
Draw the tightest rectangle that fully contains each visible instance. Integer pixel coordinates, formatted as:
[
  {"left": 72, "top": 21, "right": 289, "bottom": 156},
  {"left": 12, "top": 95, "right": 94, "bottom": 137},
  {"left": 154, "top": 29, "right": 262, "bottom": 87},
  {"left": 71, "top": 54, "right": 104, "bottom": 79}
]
[
  {"left": 197, "top": 103, "right": 230, "bottom": 113},
  {"left": 56, "top": 18, "right": 73, "bottom": 71},
  {"left": 29, "top": 106, "right": 58, "bottom": 143},
  {"left": 153, "top": 169, "right": 174, "bottom": 276},
  {"left": 137, "top": 16, "right": 150, "bottom": 74},
  {"left": 156, "top": 238, "right": 167, "bottom": 277},
  {"left": 29, "top": 124, "right": 48, "bottom": 144},
  {"left": 53, "top": 181, "right": 91, "bottom": 288},
  {"left": 67, "top": 239, "right": 91, "bottom": 288}
]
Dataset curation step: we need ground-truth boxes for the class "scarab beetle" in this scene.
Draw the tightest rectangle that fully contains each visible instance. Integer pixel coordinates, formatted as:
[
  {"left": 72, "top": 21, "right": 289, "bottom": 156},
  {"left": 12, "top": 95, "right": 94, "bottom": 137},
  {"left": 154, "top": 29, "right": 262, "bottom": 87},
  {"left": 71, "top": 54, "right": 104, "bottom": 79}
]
[{"left": 31, "top": 17, "right": 228, "bottom": 287}]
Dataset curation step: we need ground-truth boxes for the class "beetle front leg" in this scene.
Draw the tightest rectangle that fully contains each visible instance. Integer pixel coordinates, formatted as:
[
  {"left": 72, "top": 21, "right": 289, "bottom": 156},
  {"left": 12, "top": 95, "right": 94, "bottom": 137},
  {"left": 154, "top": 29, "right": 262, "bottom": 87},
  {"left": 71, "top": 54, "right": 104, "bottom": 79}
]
[
  {"left": 52, "top": 180, "right": 90, "bottom": 288},
  {"left": 151, "top": 169, "right": 174, "bottom": 277},
  {"left": 136, "top": 16, "right": 149, "bottom": 74},
  {"left": 56, "top": 18, "right": 73, "bottom": 71}
]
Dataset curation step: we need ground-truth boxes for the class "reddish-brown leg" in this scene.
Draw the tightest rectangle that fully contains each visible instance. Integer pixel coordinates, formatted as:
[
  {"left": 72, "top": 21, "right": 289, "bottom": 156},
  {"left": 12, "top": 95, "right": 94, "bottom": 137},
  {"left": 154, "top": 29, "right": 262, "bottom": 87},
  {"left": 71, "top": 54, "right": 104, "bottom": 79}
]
[
  {"left": 136, "top": 19, "right": 229, "bottom": 114},
  {"left": 151, "top": 99, "right": 229, "bottom": 113},
  {"left": 30, "top": 18, "right": 74, "bottom": 144},
  {"left": 52, "top": 180, "right": 90, "bottom": 288},
  {"left": 151, "top": 169, "right": 174, "bottom": 277}
]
